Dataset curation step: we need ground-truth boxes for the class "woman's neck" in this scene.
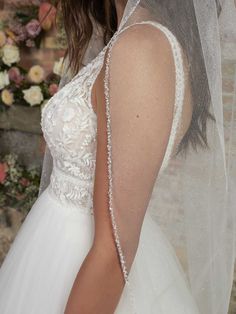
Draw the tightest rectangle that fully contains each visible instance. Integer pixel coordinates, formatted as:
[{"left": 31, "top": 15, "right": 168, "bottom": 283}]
[{"left": 115, "top": 0, "right": 127, "bottom": 27}]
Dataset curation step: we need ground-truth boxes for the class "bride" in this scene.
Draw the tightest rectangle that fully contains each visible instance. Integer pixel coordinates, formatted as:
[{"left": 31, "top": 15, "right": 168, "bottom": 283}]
[{"left": 0, "top": 1, "right": 235, "bottom": 313}]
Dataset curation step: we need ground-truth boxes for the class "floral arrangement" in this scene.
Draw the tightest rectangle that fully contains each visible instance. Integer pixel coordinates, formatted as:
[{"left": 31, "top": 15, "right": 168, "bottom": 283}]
[
  {"left": 0, "top": 0, "right": 65, "bottom": 110},
  {"left": 0, "top": 28, "right": 64, "bottom": 109},
  {"left": 0, "top": 154, "right": 40, "bottom": 213},
  {"left": 5, "top": 1, "right": 57, "bottom": 48}
]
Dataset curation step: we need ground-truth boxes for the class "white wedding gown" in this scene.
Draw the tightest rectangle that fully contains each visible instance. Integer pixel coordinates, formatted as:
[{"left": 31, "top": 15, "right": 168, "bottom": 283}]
[{"left": 0, "top": 22, "right": 200, "bottom": 314}]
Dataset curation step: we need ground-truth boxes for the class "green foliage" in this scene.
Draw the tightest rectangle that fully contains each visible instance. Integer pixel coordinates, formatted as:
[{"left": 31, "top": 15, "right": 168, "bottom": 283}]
[{"left": 0, "top": 154, "right": 40, "bottom": 213}]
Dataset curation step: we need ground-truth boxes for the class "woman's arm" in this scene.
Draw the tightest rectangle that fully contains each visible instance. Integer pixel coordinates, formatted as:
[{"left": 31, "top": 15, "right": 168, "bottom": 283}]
[
  {"left": 64, "top": 65, "right": 125, "bottom": 313},
  {"left": 64, "top": 24, "right": 182, "bottom": 314}
]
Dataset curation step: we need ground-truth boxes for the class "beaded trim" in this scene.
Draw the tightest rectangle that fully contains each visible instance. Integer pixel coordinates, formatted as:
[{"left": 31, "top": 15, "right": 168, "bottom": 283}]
[
  {"left": 103, "top": 28, "right": 138, "bottom": 312},
  {"left": 104, "top": 36, "right": 129, "bottom": 280}
]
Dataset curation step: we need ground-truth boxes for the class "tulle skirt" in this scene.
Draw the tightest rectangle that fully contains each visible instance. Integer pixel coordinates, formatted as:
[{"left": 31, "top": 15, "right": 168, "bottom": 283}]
[{"left": 0, "top": 187, "right": 200, "bottom": 314}]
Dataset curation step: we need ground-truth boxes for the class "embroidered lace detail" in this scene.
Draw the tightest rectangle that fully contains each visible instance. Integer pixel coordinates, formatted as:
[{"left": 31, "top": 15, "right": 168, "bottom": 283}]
[
  {"left": 48, "top": 165, "right": 94, "bottom": 214},
  {"left": 40, "top": 49, "right": 106, "bottom": 210}
]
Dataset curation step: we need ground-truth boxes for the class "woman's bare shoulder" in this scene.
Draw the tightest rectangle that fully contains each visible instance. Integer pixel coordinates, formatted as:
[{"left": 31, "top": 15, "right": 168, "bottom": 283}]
[{"left": 111, "top": 22, "right": 177, "bottom": 64}]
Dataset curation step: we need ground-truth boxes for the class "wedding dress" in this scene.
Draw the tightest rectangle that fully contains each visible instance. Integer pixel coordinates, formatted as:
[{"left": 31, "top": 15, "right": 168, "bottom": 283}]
[{"left": 0, "top": 21, "right": 201, "bottom": 314}]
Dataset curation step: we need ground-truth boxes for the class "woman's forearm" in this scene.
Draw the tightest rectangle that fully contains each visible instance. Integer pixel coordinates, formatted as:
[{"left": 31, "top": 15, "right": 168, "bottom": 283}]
[{"left": 64, "top": 243, "right": 124, "bottom": 314}]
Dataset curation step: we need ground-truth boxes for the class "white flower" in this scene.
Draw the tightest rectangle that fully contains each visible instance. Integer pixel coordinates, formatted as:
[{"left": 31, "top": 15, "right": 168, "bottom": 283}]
[
  {"left": 1, "top": 89, "right": 14, "bottom": 106},
  {"left": 28, "top": 65, "right": 45, "bottom": 83},
  {"left": 23, "top": 86, "right": 44, "bottom": 106},
  {"left": 53, "top": 57, "right": 64, "bottom": 76},
  {"left": 0, "top": 70, "right": 10, "bottom": 90},
  {"left": 2, "top": 44, "right": 20, "bottom": 66}
]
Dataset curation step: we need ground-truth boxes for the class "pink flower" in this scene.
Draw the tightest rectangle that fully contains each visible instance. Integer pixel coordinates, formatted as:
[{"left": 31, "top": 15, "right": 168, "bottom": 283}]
[
  {"left": 25, "top": 19, "right": 41, "bottom": 38},
  {"left": 8, "top": 67, "right": 23, "bottom": 85},
  {"left": 15, "top": 27, "right": 28, "bottom": 43},
  {"left": 9, "top": 21, "right": 28, "bottom": 43},
  {"left": 39, "top": 3, "right": 57, "bottom": 31},
  {"left": 19, "top": 178, "right": 30, "bottom": 187},
  {"left": 48, "top": 83, "right": 58, "bottom": 96},
  {"left": 0, "top": 163, "right": 8, "bottom": 184}
]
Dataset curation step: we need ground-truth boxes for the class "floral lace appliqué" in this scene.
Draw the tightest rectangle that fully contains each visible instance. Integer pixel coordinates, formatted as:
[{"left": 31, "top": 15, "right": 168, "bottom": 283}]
[{"left": 41, "top": 50, "right": 106, "bottom": 214}]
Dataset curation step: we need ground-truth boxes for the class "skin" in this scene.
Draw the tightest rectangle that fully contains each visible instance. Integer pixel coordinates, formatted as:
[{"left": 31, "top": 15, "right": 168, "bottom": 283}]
[
  {"left": 64, "top": 3, "right": 128, "bottom": 314},
  {"left": 64, "top": 1, "right": 192, "bottom": 313}
]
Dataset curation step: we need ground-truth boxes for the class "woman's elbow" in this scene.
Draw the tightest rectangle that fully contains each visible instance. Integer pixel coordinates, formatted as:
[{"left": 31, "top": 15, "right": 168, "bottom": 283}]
[{"left": 91, "top": 237, "right": 121, "bottom": 271}]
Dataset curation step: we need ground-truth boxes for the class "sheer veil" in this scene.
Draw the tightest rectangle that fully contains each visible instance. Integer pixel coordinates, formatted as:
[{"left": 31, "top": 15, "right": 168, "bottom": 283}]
[{"left": 39, "top": 1, "right": 236, "bottom": 314}]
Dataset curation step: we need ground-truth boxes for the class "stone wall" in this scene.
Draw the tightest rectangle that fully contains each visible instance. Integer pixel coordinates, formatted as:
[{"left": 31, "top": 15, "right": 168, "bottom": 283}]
[{"left": 0, "top": 106, "right": 44, "bottom": 168}]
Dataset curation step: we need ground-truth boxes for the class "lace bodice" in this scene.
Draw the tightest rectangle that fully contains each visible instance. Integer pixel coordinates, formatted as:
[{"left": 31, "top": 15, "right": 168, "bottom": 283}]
[
  {"left": 40, "top": 21, "right": 185, "bottom": 215},
  {"left": 41, "top": 49, "right": 106, "bottom": 214}
]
